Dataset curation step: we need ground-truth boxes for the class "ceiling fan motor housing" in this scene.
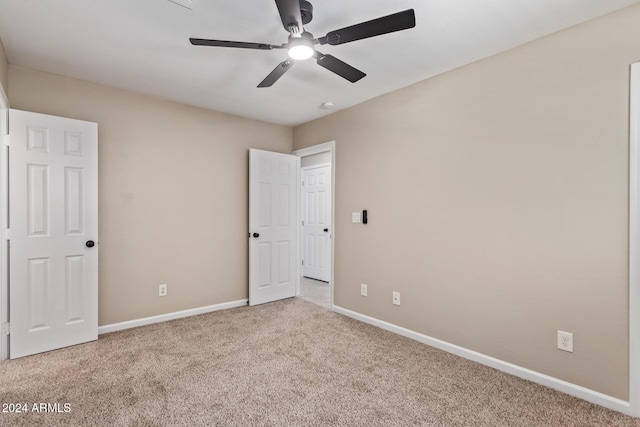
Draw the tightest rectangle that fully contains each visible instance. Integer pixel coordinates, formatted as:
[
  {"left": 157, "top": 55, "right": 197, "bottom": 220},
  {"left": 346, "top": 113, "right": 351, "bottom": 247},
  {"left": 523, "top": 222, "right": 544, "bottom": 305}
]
[{"left": 300, "top": 0, "right": 313, "bottom": 25}]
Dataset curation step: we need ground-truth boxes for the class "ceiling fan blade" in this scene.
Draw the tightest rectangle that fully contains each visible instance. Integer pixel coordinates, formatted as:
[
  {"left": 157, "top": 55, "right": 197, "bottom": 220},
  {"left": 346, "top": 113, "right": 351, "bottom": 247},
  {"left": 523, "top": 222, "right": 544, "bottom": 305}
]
[
  {"left": 274, "top": 0, "right": 304, "bottom": 35},
  {"left": 258, "top": 60, "right": 295, "bottom": 88},
  {"left": 314, "top": 51, "right": 365, "bottom": 83},
  {"left": 318, "top": 9, "right": 415, "bottom": 46},
  {"left": 190, "top": 38, "right": 283, "bottom": 50}
]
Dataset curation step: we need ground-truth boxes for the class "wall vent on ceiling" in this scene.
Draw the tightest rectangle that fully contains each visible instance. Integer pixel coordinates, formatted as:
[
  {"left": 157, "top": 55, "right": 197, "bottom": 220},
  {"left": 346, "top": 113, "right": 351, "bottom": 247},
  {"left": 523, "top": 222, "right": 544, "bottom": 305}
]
[{"left": 168, "top": 0, "right": 193, "bottom": 10}]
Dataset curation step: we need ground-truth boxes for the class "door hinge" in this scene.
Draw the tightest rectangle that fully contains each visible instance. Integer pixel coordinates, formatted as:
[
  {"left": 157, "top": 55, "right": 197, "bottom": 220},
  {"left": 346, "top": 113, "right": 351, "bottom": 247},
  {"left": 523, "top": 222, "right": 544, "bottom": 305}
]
[
  {"left": 301, "top": 260, "right": 304, "bottom": 266},
  {"left": 2, "top": 323, "right": 9, "bottom": 336},
  {"left": 302, "top": 220, "right": 304, "bottom": 226},
  {"left": 301, "top": 180, "right": 305, "bottom": 186}
]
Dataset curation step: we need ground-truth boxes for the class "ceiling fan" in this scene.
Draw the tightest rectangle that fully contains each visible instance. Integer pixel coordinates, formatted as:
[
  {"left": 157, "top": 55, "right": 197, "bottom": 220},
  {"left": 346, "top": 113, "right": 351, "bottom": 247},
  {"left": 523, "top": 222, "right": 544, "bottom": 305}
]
[{"left": 190, "top": 0, "right": 416, "bottom": 88}]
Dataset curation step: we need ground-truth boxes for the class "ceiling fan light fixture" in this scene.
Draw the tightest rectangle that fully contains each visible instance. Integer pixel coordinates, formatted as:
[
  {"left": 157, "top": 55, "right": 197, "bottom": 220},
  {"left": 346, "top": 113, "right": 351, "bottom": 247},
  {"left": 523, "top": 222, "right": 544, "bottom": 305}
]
[
  {"left": 190, "top": 5, "right": 417, "bottom": 87},
  {"left": 288, "top": 39, "right": 314, "bottom": 60}
]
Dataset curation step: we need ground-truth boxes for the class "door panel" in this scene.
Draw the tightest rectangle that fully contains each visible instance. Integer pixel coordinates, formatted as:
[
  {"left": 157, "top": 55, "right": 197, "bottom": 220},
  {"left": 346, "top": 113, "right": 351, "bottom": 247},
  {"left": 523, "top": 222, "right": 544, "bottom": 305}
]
[
  {"left": 10, "top": 109, "right": 98, "bottom": 359},
  {"left": 65, "top": 167, "right": 85, "bottom": 235},
  {"left": 249, "top": 149, "right": 298, "bottom": 306},
  {"left": 302, "top": 165, "right": 331, "bottom": 282},
  {"left": 27, "top": 257, "right": 50, "bottom": 331},
  {"left": 27, "top": 164, "right": 50, "bottom": 236},
  {"left": 65, "top": 255, "right": 86, "bottom": 323}
]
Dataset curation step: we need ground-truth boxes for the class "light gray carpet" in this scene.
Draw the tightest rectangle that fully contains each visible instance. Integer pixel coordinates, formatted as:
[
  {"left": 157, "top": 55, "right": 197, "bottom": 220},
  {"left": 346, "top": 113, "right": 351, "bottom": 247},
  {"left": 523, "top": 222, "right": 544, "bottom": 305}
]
[{"left": 0, "top": 298, "right": 639, "bottom": 426}]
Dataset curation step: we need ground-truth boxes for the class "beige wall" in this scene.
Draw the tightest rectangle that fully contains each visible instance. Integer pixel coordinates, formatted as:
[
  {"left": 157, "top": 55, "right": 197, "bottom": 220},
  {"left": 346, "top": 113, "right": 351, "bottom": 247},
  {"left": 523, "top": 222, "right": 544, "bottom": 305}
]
[
  {"left": 9, "top": 66, "right": 292, "bottom": 326},
  {"left": 0, "top": 38, "right": 8, "bottom": 98},
  {"left": 293, "top": 5, "right": 640, "bottom": 399}
]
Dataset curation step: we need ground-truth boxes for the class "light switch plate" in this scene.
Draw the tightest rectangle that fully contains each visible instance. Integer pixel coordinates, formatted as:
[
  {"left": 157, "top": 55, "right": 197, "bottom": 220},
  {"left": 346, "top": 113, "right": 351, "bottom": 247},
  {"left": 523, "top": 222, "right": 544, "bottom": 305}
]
[
  {"left": 352, "top": 212, "right": 361, "bottom": 223},
  {"left": 361, "top": 284, "right": 367, "bottom": 297}
]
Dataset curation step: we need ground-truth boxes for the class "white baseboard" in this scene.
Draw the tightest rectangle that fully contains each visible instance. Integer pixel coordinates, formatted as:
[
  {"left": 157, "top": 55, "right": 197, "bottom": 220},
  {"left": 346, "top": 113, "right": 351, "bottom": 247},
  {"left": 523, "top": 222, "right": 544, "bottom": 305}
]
[
  {"left": 332, "top": 305, "right": 633, "bottom": 417},
  {"left": 98, "top": 299, "right": 248, "bottom": 335}
]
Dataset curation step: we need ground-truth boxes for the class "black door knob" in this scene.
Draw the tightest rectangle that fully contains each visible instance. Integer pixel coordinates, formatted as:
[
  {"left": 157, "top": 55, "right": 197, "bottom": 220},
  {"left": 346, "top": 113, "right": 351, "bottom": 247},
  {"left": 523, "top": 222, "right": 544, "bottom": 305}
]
[
  {"left": 86, "top": 240, "right": 95, "bottom": 248},
  {"left": 253, "top": 233, "right": 260, "bottom": 238},
  {"left": 324, "top": 228, "right": 329, "bottom": 232}
]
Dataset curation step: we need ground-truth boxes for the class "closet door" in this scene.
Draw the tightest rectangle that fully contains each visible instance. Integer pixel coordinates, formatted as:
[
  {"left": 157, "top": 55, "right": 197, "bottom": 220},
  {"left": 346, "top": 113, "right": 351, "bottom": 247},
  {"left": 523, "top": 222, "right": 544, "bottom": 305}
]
[{"left": 9, "top": 109, "right": 98, "bottom": 358}]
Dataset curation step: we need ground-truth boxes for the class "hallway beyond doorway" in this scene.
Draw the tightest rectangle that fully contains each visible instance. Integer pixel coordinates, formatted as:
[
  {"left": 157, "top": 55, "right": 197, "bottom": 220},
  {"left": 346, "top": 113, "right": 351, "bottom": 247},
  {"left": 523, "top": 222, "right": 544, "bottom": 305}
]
[{"left": 299, "top": 277, "right": 330, "bottom": 308}]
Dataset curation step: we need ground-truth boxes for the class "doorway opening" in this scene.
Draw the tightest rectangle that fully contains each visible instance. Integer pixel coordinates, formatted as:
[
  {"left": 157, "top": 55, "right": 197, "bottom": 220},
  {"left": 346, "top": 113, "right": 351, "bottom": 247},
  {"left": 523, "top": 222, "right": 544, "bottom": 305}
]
[{"left": 293, "top": 142, "right": 335, "bottom": 310}]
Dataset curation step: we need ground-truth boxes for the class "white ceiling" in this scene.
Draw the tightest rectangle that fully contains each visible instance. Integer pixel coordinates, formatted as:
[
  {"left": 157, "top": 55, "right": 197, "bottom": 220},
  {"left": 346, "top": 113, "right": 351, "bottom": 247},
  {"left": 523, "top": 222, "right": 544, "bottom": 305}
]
[{"left": 0, "top": 0, "right": 638, "bottom": 126}]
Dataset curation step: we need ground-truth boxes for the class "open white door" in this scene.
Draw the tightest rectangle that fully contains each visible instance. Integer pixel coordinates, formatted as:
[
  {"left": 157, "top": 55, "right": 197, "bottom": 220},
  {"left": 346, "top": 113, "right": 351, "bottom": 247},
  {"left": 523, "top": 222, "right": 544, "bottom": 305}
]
[
  {"left": 249, "top": 149, "right": 298, "bottom": 306},
  {"left": 302, "top": 164, "right": 331, "bottom": 282},
  {"left": 9, "top": 109, "right": 98, "bottom": 359}
]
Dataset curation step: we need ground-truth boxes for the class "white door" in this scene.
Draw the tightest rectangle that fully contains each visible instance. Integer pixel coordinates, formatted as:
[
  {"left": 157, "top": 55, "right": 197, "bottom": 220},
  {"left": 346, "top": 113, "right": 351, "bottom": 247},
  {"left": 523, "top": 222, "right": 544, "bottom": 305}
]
[
  {"left": 302, "top": 165, "right": 331, "bottom": 282},
  {"left": 9, "top": 109, "right": 98, "bottom": 359},
  {"left": 249, "top": 149, "right": 298, "bottom": 306}
]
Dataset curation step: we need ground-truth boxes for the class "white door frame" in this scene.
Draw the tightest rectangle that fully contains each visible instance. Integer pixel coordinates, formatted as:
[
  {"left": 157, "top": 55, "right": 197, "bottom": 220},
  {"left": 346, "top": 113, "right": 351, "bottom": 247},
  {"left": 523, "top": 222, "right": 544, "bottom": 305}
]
[
  {"left": 0, "top": 84, "right": 9, "bottom": 361},
  {"left": 628, "top": 62, "right": 640, "bottom": 417},
  {"left": 293, "top": 141, "right": 335, "bottom": 309}
]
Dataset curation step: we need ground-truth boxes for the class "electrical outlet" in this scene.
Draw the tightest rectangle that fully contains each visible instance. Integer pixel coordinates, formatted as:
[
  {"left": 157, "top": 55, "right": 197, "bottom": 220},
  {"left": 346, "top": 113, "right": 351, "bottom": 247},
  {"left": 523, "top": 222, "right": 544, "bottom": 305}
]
[
  {"left": 392, "top": 291, "right": 401, "bottom": 305},
  {"left": 557, "top": 330, "right": 573, "bottom": 352},
  {"left": 159, "top": 284, "right": 167, "bottom": 297},
  {"left": 361, "top": 284, "right": 368, "bottom": 297}
]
